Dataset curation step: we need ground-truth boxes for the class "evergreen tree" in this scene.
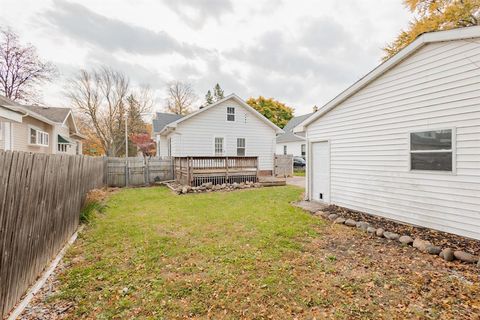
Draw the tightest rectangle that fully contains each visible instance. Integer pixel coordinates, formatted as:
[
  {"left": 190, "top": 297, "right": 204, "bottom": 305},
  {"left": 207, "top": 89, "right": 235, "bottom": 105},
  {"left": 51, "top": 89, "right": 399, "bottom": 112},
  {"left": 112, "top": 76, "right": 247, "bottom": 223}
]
[
  {"left": 205, "top": 90, "right": 214, "bottom": 105},
  {"left": 213, "top": 83, "right": 224, "bottom": 101}
]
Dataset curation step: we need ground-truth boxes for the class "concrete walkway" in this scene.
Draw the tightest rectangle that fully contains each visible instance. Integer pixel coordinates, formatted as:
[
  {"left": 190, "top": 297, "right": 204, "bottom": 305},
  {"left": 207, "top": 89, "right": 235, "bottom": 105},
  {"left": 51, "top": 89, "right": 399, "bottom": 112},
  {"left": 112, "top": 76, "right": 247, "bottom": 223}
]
[{"left": 286, "top": 176, "right": 305, "bottom": 188}]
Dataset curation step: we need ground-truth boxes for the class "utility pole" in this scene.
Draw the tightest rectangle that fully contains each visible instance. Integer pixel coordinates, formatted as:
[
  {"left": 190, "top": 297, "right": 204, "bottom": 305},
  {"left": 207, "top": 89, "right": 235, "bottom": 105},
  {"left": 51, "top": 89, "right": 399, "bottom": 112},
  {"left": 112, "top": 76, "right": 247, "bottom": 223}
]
[{"left": 125, "top": 112, "right": 128, "bottom": 158}]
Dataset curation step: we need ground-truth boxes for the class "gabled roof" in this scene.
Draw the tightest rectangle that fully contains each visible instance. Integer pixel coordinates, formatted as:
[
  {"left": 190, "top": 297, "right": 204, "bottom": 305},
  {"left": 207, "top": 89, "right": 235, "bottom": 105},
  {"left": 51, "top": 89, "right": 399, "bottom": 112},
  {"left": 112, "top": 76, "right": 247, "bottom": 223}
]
[
  {"left": 295, "top": 26, "right": 480, "bottom": 132},
  {"left": 276, "top": 113, "right": 313, "bottom": 143},
  {"left": 159, "top": 94, "right": 284, "bottom": 135},
  {"left": 152, "top": 112, "right": 184, "bottom": 133},
  {"left": 19, "top": 104, "right": 71, "bottom": 123}
]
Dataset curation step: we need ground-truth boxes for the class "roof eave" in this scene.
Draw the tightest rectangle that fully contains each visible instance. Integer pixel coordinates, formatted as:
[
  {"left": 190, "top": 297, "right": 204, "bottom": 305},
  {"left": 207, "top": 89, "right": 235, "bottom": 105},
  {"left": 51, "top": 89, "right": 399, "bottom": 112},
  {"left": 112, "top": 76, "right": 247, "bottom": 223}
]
[{"left": 294, "top": 26, "right": 480, "bottom": 132}]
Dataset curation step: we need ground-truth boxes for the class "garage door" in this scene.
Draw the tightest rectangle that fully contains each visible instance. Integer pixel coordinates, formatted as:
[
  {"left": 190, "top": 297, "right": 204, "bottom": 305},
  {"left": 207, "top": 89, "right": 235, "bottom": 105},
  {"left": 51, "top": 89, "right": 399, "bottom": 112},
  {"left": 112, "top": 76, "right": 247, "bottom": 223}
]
[{"left": 310, "top": 141, "right": 330, "bottom": 203}]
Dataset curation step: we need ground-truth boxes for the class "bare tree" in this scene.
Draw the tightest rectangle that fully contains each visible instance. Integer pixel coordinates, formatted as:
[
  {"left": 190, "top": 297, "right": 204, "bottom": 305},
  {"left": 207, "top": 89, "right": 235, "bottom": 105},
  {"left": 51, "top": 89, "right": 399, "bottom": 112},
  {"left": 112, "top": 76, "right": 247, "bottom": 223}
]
[
  {"left": 164, "top": 81, "right": 197, "bottom": 115},
  {"left": 67, "top": 66, "right": 152, "bottom": 157},
  {"left": 0, "top": 28, "right": 56, "bottom": 102}
]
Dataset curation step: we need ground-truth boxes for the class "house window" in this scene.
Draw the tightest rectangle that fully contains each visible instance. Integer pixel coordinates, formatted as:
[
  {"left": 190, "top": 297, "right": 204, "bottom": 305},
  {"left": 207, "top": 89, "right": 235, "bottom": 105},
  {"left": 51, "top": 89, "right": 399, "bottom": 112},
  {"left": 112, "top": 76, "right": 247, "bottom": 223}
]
[
  {"left": 29, "top": 128, "right": 49, "bottom": 146},
  {"left": 410, "top": 129, "right": 453, "bottom": 171},
  {"left": 283, "top": 145, "right": 287, "bottom": 155},
  {"left": 301, "top": 144, "right": 306, "bottom": 158},
  {"left": 237, "top": 138, "right": 245, "bottom": 156},
  {"left": 227, "top": 107, "right": 235, "bottom": 122},
  {"left": 58, "top": 144, "right": 68, "bottom": 152},
  {"left": 215, "top": 137, "right": 224, "bottom": 156}
]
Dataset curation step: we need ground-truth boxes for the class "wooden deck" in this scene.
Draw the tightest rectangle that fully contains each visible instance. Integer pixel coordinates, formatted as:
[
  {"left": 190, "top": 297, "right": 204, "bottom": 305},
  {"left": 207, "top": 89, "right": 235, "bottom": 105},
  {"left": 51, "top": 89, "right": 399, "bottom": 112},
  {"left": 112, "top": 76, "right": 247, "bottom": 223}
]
[{"left": 174, "top": 156, "right": 259, "bottom": 186}]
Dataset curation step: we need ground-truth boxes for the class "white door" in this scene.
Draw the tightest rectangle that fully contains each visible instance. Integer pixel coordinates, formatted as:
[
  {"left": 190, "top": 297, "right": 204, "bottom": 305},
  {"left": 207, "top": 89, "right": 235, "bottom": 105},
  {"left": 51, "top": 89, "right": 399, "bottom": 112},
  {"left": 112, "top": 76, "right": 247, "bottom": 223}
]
[{"left": 310, "top": 141, "right": 330, "bottom": 203}]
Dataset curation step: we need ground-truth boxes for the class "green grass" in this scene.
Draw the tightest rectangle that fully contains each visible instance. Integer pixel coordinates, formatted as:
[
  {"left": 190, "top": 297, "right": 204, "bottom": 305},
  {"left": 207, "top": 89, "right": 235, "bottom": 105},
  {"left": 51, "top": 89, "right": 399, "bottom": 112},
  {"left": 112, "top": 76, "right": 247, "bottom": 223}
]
[
  {"left": 51, "top": 186, "right": 480, "bottom": 319},
  {"left": 57, "top": 186, "right": 324, "bottom": 318},
  {"left": 293, "top": 169, "right": 305, "bottom": 176}
]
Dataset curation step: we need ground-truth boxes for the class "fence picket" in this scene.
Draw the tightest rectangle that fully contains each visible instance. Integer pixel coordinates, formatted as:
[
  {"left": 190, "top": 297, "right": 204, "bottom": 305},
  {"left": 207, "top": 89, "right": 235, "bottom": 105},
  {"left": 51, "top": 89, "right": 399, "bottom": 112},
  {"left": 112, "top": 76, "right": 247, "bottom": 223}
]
[{"left": 0, "top": 151, "right": 104, "bottom": 318}]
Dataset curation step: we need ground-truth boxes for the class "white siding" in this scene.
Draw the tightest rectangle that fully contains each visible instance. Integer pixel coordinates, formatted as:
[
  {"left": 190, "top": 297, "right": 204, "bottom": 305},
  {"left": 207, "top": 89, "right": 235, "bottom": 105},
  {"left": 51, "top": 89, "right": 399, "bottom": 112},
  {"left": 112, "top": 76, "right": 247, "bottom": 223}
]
[
  {"left": 306, "top": 39, "right": 480, "bottom": 240},
  {"left": 275, "top": 141, "right": 306, "bottom": 157},
  {"left": 172, "top": 99, "right": 276, "bottom": 171}
]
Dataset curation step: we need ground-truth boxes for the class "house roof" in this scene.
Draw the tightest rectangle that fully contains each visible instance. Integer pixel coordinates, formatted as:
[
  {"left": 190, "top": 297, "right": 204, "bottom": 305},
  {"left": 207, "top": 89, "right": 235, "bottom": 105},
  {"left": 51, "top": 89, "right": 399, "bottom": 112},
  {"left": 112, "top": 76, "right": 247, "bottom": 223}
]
[
  {"left": 18, "top": 104, "right": 71, "bottom": 123},
  {"left": 0, "top": 96, "right": 24, "bottom": 122},
  {"left": 0, "top": 96, "right": 56, "bottom": 125},
  {"left": 276, "top": 113, "right": 313, "bottom": 143},
  {"left": 159, "top": 94, "right": 284, "bottom": 135},
  {"left": 152, "top": 112, "right": 184, "bottom": 133},
  {"left": 294, "top": 26, "right": 480, "bottom": 132}
]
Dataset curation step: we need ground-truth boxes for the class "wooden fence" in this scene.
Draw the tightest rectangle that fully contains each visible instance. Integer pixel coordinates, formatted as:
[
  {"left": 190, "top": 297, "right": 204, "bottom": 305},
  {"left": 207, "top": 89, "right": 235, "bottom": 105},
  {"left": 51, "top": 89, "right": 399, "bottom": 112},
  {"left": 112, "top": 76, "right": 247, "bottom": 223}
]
[
  {"left": 0, "top": 150, "right": 104, "bottom": 319},
  {"left": 174, "top": 156, "right": 258, "bottom": 186},
  {"left": 274, "top": 154, "right": 293, "bottom": 177},
  {"left": 106, "top": 157, "right": 173, "bottom": 187}
]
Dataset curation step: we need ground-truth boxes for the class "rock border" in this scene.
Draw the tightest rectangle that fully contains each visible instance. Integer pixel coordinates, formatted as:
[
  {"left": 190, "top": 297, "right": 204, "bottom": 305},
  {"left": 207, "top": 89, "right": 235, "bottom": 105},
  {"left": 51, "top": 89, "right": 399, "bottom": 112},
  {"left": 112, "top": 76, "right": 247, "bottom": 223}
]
[
  {"left": 313, "top": 210, "right": 480, "bottom": 268},
  {"left": 167, "top": 181, "right": 262, "bottom": 195}
]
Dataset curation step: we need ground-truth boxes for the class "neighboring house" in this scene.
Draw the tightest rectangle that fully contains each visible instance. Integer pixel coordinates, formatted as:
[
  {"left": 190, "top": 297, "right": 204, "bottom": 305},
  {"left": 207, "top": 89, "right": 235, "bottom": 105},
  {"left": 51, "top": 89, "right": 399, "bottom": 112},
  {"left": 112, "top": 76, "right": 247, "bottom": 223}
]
[
  {"left": 0, "top": 95, "right": 85, "bottom": 155},
  {"left": 0, "top": 101, "right": 23, "bottom": 150},
  {"left": 152, "top": 94, "right": 283, "bottom": 175},
  {"left": 276, "top": 113, "right": 313, "bottom": 158},
  {"left": 295, "top": 26, "right": 480, "bottom": 240}
]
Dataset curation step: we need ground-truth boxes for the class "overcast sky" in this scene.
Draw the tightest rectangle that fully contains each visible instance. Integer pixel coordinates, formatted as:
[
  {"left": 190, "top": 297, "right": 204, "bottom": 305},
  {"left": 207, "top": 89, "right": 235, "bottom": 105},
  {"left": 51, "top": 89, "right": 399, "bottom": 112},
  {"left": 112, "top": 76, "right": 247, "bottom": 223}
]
[{"left": 2, "top": 0, "right": 411, "bottom": 115}]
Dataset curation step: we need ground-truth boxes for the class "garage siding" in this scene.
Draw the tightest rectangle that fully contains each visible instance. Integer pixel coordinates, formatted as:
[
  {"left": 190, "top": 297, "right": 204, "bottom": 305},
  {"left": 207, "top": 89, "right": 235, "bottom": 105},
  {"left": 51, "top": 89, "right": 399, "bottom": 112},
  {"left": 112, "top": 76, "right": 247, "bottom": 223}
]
[{"left": 306, "top": 39, "right": 480, "bottom": 239}]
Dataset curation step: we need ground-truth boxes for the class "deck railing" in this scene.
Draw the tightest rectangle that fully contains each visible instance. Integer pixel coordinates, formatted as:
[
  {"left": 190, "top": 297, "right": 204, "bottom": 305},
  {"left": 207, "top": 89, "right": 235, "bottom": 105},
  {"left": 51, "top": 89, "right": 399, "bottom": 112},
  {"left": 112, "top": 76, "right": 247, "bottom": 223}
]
[{"left": 174, "top": 156, "right": 258, "bottom": 186}]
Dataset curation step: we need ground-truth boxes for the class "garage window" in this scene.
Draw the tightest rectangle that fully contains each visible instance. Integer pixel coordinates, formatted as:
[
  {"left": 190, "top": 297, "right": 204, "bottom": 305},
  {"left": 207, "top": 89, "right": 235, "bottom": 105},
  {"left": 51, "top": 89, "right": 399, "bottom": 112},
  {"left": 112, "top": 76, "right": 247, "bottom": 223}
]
[{"left": 410, "top": 129, "right": 453, "bottom": 171}]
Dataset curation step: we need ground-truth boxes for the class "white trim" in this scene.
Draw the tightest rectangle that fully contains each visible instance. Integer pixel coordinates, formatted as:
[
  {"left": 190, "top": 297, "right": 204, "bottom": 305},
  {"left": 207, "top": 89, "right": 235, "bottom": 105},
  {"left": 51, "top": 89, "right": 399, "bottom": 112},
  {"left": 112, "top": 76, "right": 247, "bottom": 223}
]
[
  {"left": 407, "top": 127, "right": 456, "bottom": 175},
  {"left": 294, "top": 26, "right": 480, "bottom": 132},
  {"left": 226, "top": 106, "right": 236, "bottom": 123},
  {"left": 236, "top": 137, "right": 246, "bottom": 156},
  {"left": 160, "top": 94, "right": 284, "bottom": 135},
  {"left": 308, "top": 139, "right": 331, "bottom": 203},
  {"left": 28, "top": 125, "right": 49, "bottom": 147},
  {"left": 0, "top": 106, "right": 23, "bottom": 122},
  {"left": 213, "top": 136, "right": 225, "bottom": 156}
]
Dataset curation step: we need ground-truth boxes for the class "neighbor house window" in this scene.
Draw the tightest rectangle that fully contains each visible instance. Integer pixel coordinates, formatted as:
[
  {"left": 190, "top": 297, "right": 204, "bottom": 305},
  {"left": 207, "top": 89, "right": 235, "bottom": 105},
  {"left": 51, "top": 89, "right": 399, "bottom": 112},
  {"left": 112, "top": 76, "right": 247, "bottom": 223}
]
[
  {"left": 29, "top": 128, "right": 49, "bottom": 146},
  {"left": 227, "top": 107, "right": 235, "bottom": 121},
  {"left": 283, "top": 145, "right": 287, "bottom": 155},
  {"left": 301, "top": 144, "right": 306, "bottom": 158},
  {"left": 410, "top": 129, "right": 453, "bottom": 171},
  {"left": 215, "top": 137, "right": 224, "bottom": 156},
  {"left": 58, "top": 144, "right": 68, "bottom": 152},
  {"left": 237, "top": 138, "right": 245, "bottom": 156}
]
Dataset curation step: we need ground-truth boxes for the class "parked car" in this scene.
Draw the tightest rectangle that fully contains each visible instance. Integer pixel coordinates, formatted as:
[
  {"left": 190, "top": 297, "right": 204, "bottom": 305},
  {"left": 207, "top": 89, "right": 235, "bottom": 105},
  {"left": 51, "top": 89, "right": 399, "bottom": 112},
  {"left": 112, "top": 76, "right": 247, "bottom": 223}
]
[{"left": 293, "top": 156, "right": 306, "bottom": 167}]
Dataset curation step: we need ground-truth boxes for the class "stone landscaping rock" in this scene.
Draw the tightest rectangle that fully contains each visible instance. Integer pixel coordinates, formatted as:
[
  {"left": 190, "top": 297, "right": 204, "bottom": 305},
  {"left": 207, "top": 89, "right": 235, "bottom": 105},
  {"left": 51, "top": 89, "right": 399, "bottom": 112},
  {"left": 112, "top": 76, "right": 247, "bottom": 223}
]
[
  {"left": 440, "top": 248, "right": 455, "bottom": 261},
  {"left": 425, "top": 245, "right": 442, "bottom": 255},
  {"left": 344, "top": 219, "right": 357, "bottom": 227},
  {"left": 367, "top": 227, "right": 376, "bottom": 234},
  {"left": 383, "top": 231, "right": 400, "bottom": 240},
  {"left": 478, "top": 260, "right": 480, "bottom": 268},
  {"left": 375, "top": 228, "right": 385, "bottom": 237},
  {"left": 356, "top": 221, "right": 370, "bottom": 231},
  {"left": 413, "top": 238, "right": 430, "bottom": 252},
  {"left": 399, "top": 235, "right": 413, "bottom": 245},
  {"left": 334, "top": 217, "right": 346, "bottom": 224},
  {"left": 328, "top": 214, "right": 338, "bottom": 221},
  {"left": 454, "top": 251, "right": 479, "bottom": 264}
]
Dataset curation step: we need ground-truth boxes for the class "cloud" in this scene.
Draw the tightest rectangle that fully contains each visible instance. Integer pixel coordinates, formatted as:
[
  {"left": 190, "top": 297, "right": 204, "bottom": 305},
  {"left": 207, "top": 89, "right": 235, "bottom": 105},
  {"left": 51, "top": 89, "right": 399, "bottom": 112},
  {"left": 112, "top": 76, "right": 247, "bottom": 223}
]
[
  {"left": 43, "top": 0, "right": 206, "bottom": 57},
  {"left": 161, "top": 0, "right": 233, "bottom": 28}
]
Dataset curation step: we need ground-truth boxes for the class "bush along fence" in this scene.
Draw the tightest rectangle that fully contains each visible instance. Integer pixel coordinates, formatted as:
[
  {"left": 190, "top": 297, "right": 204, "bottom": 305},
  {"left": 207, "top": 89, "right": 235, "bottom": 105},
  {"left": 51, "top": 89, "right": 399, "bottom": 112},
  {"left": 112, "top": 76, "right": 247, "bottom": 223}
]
[
  {"left": 0, "top": 150, "right": 104, "bottom": 319},
  {"left": 106, "top": 157, "right": 173, "bottom": 187}
]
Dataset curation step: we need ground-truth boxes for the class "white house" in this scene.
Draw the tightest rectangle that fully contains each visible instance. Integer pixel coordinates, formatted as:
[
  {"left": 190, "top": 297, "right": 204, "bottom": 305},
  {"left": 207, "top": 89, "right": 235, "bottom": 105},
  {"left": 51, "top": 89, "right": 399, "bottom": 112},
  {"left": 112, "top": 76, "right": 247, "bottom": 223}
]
[
  {"left": 276, "top": 113, "right": 313, "bottom": 158},
  {"left": 295, "top": 27, "right": 480, "bottom": 240},
  {"left": 153, "top": 94, "right": 283, "bottom": 175}
]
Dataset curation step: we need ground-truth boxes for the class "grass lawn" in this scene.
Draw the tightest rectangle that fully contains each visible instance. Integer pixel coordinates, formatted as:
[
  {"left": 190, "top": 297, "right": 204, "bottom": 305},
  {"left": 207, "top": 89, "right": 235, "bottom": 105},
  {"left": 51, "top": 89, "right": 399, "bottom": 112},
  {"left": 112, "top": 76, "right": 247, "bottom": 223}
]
[
  {"left": 47, "top": 186, "right": 479, "bottom": 319},
  {"left": 293, "top": 169, "right": 305, "bottom": 176}
]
